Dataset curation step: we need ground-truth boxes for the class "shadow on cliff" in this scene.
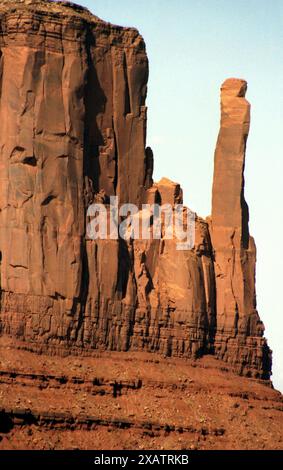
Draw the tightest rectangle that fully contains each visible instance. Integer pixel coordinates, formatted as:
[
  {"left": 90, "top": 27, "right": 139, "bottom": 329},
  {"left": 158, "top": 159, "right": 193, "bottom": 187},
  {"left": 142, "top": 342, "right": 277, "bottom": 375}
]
[
  {"left": 206, "top": 231, "right": 218, "bottom": 356},
  {"left": 83, "top": 27, "right": 106, "bottom": 199},
  {"left": 76, "top": 27, "right": 107, "bottom": 338}
]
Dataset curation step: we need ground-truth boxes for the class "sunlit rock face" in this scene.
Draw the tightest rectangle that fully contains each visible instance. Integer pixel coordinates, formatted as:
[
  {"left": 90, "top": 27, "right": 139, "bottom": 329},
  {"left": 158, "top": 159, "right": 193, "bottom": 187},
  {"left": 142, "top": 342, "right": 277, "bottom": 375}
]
[
  {"left": 0, "top": 1, "right": 271, "bottom": 379},
  {"left": 211, "top": 78, "right": 271, "bottom": 378}
]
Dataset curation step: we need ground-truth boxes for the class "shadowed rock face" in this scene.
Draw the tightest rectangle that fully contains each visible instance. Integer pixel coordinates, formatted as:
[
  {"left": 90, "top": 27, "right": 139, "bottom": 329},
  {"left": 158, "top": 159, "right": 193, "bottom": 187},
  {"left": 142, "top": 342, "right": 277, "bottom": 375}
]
[{"left": 0, "top": 1, "right": 272, "bottom": 380}]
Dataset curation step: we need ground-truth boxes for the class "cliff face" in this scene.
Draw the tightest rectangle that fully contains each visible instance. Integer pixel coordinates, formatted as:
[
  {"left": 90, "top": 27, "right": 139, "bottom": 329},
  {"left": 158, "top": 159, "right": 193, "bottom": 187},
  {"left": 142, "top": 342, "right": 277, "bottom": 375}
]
[{"left": 0, "top": 0, "right": 272, "bottom": 380}]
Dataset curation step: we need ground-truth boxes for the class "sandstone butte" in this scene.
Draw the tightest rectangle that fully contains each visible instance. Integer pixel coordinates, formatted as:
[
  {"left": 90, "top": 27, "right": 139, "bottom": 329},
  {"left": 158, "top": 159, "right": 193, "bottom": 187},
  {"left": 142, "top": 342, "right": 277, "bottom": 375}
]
[{"left": 0, "top": 0, "right": 282, "bottom": 451}]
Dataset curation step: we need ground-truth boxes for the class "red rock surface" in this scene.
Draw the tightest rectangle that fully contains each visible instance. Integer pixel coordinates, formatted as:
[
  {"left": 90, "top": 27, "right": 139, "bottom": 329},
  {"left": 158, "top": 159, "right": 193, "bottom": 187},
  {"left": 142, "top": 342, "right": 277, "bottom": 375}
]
[
  {"left": 0, "top": 337, "right": 282, "bottom": 450},
  {"left": 211, "top": 78, "right": 272, "bottom": 379},
  {"left": 0, "top": 0, "right": 273, "bottom": 390}
]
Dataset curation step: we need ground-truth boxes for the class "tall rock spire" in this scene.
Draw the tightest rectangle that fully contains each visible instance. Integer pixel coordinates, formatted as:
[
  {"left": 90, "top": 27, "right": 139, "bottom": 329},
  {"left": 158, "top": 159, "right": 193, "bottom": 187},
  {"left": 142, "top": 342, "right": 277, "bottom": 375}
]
[
  {"left": 211, "top": 78, "right": 271, "bottom": 378},
  {"left": 212, "top": 78, "right": 250, "bottom": 248}
]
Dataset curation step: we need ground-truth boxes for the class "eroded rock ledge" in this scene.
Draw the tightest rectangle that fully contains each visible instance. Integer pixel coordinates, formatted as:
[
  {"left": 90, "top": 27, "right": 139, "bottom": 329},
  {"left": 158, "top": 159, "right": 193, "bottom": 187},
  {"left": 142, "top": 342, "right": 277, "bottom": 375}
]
[{"left": 0, "top": 0, "right": 272, "bottom": 380}]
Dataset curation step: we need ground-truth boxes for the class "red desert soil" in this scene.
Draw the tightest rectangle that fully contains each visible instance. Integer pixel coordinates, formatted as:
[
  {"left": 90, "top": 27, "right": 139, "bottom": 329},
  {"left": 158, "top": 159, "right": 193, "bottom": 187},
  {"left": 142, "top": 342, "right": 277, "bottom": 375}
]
[{"left": 0, "top": 336, "right": 282, "bottom": 450}]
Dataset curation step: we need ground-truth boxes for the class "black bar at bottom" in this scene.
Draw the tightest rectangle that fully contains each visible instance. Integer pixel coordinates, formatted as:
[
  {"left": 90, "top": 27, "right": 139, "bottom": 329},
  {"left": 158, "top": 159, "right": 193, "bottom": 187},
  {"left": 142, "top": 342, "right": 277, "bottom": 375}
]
[{"left": 0, "top": 450, "right": 282, "bottom": 467}]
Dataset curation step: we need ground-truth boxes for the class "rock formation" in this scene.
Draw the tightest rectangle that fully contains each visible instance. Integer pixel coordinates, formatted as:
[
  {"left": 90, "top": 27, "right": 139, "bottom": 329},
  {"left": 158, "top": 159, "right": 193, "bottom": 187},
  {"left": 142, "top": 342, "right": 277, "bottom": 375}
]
[
  {"left": 0, "top": 0, "right": 272, "bottom": 380},
  {"left": 211, "top": 79, "right": 271, "bottom": 378}
]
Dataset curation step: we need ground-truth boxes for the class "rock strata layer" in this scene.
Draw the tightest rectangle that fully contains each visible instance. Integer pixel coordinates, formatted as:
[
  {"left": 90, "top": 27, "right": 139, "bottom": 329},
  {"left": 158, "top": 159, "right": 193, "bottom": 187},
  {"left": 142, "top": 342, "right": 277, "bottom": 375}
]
[{"left": 0, "top": 0, "right": 272, "bottom": 379}]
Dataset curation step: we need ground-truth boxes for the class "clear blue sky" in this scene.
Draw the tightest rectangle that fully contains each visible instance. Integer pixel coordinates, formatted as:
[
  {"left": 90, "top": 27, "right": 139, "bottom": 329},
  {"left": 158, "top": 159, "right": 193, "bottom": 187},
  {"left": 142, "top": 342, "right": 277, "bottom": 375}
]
[{"left": 80, "top": 0, "right": 283, "bottom": 391}]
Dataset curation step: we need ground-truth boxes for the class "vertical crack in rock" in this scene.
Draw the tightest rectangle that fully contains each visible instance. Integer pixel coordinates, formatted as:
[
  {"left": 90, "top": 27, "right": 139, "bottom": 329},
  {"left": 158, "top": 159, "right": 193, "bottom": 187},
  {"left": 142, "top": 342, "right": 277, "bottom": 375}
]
[{"left": 123, "top": 53, "right": 132, "bottom": 116}]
